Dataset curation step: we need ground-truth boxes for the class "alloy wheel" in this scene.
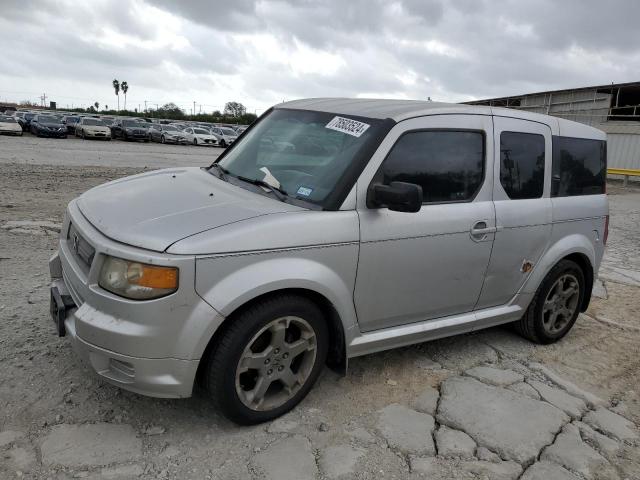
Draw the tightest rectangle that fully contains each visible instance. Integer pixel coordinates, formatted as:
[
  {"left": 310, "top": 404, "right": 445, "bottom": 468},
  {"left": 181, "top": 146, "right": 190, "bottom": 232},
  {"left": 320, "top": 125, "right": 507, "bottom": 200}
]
[
  {"left": 542, "top": 274, "right": 580, "bottom": 334},
  {"left": 235, "top": 316, "right": 317, "bottom": 412}
]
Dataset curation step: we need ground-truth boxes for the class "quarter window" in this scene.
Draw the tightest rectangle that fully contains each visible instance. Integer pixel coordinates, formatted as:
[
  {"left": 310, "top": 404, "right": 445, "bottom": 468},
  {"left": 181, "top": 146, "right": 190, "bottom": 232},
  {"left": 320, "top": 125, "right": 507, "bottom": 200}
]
[
  {"left": 377, "top": 130, "right": 485, "bottom": 203},
  {"left": 552, "top": 136, "right": 606, "bottom": 196},
  {"left": 500, "top": 132, "right": 545, "bottom": 199}
]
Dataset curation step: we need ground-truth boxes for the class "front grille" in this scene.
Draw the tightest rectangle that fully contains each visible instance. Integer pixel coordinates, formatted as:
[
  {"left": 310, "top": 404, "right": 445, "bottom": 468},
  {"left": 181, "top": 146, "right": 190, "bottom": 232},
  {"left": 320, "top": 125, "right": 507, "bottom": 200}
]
[{"left": 68, "top": 223, "right": 95, "bottom": 271}]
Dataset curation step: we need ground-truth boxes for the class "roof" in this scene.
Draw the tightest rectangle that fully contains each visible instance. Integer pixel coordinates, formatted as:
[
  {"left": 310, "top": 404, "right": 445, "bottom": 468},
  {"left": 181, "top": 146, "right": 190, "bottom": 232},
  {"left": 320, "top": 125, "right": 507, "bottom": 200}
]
[
  {"left": 274, "top": 97, "right": 606, "bottom": 139},
  {"left": 275, "top": 97, "right": 492, "bottom": 121}
]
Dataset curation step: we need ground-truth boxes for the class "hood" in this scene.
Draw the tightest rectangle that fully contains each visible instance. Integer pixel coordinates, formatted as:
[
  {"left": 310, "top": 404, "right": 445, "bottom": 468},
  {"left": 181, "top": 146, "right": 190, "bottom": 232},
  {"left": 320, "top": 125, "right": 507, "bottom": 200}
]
[
  {"left": 41, "top": 122, "right": 64, "bottom": 127},
  {"left": 76, "top": 167, "right": 302, "bottom": 252}
]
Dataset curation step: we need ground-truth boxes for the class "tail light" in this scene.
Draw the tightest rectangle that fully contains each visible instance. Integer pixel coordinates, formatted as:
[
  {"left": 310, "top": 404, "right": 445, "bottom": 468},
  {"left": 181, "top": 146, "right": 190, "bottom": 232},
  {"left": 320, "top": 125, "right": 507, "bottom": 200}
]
[{"left": 603, "top": 215, "right": 609, "bottom": 245}]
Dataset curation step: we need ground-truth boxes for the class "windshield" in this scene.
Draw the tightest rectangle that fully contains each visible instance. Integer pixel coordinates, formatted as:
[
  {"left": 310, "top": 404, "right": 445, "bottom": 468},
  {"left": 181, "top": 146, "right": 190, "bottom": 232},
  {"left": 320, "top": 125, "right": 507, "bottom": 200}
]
[
  {"left": 0, "top": 115, "right": 16, "bottom": 122},
  {"left": 163, "top": 125, "right": 178, "bottom": 132},
  {"left": 219, "top": 127, "right": 236, "bottom": 136},
  {"left": 215, "top": 109, "right": 386, "bottom": 208},
  {"left": 84, "top": 119, "right": 105, "bottom": 126},
  {"left": 66, "top": 117, "right": 79, "bottom": 123},
  {"left": 193, "top": 128, "right": 209, "bottom": 135},
  {"left": 123, "top": 120, "right": 147, "bottom": 128}
]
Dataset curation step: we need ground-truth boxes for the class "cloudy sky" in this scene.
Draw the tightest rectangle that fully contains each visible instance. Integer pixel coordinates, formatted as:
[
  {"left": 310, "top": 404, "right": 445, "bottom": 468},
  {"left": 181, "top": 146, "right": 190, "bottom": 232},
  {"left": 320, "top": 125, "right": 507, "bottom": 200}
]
[{"left": 1, "top": 0, "right": 638, "bottom": 115}]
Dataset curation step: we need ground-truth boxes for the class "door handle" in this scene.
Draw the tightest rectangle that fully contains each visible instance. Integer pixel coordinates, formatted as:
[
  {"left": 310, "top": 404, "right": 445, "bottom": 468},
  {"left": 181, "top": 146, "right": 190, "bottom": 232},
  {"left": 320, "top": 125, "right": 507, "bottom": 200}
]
[
  {"left": 470, "top": 222, "right": 503, "bottom": 239},
  {"left": 471, "top": 226, "right": 498, "bottom": 235}
]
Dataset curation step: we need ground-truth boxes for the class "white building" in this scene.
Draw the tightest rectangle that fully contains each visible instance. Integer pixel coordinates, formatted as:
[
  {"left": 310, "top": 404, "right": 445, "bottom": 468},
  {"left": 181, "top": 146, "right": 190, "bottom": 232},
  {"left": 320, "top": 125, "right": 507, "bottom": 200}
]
[{"left": 465, "top": 82, "right": 640, "bottom": 174}]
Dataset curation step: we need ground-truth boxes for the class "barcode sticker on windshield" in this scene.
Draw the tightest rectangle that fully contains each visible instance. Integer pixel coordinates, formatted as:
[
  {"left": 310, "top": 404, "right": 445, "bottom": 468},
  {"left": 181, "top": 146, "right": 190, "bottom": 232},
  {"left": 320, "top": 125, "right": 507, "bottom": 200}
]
[{"left": 325, "top": 116, "right": 370, "bottom": 137}]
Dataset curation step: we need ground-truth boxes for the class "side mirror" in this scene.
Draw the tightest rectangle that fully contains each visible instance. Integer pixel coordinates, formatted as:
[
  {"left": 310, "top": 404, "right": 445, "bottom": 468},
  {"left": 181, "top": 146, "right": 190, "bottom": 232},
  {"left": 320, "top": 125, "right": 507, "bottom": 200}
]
[{"left": 368, "top": 181, "right": 423, "bottom": 213}]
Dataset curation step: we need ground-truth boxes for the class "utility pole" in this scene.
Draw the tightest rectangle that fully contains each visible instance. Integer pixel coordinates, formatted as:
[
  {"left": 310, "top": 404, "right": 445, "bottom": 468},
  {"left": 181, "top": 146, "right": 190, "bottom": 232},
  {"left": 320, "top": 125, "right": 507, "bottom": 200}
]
[
  {"left": 40, "top": 93, "right": 48, "bottom": 107},
  {"left": 193, "top": 101, "right": 196, "bottom": 117},
  {"left": 144, "top": 100, "right": 147, "bottom": 112}
]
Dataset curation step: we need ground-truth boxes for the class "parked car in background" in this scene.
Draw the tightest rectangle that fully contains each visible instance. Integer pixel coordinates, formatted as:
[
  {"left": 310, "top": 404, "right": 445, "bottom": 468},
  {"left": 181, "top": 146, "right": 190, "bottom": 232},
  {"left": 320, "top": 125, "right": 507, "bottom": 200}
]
[
  {"left": 0, "top": 114, "right": 23, "bottom": 136},
  {"left": 211, "top": 126, "right": 238, "bottom": 147},
  {"left": 62, "top": 115, "right": 80, "bottom": 134},
  {"left": 182, "top": 126, "right": 219, "bottom": 146},
  {"left": 75, "top": 117, "right": 111, "bottom": 140},
  {"left": 148, "top": 124, "right": 188, "bottom": 144},
  {"left": 50, "top": 99, "right": 608, "bottom": 425},
  {"left": 30, "top": 114, "right": 67, "bottom": 138},
  {"left": 169, "top": 123, "right": 188, "bottom": 131},
  {"left": 18, "top": 112, "right": 37, "bottom": 131},
  {"left": 110, "top": 118, "right": 149, "bottom": 141}
]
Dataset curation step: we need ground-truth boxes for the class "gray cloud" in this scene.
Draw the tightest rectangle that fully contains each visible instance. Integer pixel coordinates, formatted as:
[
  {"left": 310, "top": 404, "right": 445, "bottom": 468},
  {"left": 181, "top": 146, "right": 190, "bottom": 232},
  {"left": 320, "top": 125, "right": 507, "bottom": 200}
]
[{"left": 0, "top": 0, "right": 638, "bottom": 112}]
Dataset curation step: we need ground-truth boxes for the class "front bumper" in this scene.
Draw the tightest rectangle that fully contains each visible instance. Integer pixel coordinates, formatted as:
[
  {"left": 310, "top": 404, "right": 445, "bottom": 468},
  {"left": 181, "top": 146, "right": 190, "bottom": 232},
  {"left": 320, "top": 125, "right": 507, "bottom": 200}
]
[
  {"left": 48, "top": 202, "right": 226, "bottom": 398},
  {"left": 37, "top": 129, "right": 67, "bottom": 138},
  {"left": 85, "top": 130, "right": 110, "bottom": 138}
]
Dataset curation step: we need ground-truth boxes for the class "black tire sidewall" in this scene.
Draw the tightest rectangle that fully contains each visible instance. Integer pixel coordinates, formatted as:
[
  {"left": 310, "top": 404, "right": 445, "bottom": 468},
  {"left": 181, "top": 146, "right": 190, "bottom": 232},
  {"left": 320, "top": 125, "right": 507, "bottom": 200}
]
[
  {"left": 532, "top": 260, "right": 585, "bottom": 343},
  {"left": 209, "top": 296, "right": 329, "bottom": 425}
]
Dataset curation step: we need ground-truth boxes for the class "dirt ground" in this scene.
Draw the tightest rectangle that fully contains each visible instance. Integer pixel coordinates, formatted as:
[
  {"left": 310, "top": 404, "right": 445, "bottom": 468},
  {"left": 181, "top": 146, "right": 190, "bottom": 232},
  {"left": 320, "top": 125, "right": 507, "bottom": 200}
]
[{"left": 0, "top": 138, "right": 639, "bottom": 479}]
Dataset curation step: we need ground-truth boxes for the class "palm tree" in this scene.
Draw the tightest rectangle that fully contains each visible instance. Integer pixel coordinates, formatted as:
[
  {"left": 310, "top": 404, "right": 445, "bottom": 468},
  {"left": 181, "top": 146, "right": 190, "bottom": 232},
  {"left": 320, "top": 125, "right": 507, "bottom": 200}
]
[
  {"left": 121, "top": 81, "right": 128, "bottom": 111},
  {"left": 112, "top": 79, "right": 120, "bottom": 111},
  {"left": 94, "top": 101, "right": 99, "bottom": 111}
]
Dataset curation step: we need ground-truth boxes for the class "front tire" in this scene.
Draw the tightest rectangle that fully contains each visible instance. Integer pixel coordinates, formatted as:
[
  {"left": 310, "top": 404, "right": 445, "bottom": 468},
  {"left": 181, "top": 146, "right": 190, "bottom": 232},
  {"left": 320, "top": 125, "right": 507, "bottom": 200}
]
[
  {"left": 193, "top": 138, "right": 198, "bottom": 145},
  {"left": 161, "top": 135, "right": 166, "bottom": 144},
  {"left": 219, "top": 139, "right": 226, "bottom": 148},
  {"left": 514, "top": 259, "right": 585, "bottom": 344},
  {"left": 205, "top": 294, "right": 328, "bottom": 425}
]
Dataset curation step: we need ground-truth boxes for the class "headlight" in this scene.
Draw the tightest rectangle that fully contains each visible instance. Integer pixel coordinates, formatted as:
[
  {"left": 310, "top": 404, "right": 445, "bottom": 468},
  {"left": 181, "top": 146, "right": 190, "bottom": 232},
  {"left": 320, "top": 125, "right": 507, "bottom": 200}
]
[{"left": 99, "top": 256, "right": 178, "bottom": 300}]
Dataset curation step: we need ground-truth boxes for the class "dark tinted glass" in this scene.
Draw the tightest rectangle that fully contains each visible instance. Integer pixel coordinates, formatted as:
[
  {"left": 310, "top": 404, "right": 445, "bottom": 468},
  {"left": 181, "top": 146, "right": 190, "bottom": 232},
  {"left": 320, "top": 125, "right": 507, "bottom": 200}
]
[
  {"left": 552, "top": 136, "right": 606, "bottom": 196},
  {"left": 379, "top": 131, "right": 484, "bottom": 203},
  {"left": 500, "top": 132, "right": 545, "bottom": 199}
]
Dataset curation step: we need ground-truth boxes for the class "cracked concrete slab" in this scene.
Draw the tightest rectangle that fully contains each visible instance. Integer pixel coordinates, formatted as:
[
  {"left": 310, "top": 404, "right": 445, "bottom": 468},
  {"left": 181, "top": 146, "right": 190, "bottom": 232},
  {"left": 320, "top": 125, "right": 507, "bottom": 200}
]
[
  {"left": 583, "top": 407, "right": 638, "bottom": 442},
  {"left": 318, "top": 444, "right": 365, "bottom": 478},
  {"left": 507, "top": 381, "right": 541, "bottom": 400},
  {"left": 520, "top": 460, "right": 580, "bottom": 480},
  {"left": 377, "top": 404, "right": 435, "bottom": 455},
  {"left": 0, "top": 430, "right": 24, "bottom": 447},
  {"left": 39, "top": 423, "right": 142, "bottom": 467},
  {"left": 435, "top": 425, "right": 476, "bottom": 458},
  {"left": 413, "top": 385, "right": 439, "bottom": 415},
  {"left": 437, "top": 376, "right": 569, "bottom": 464},
  {"left": 540, "top": 423, "right": 613, "bottom": 480},
  {"left": 574, "top": 421, "right": 621, "bottom": 457},
  {"left": 528, "top": 380, "right": 588, "bottom": 419},
  {"left": 252, "top": 435, "right": 317, "bottom": 480},
  {"left": 527, "top": 363, "right": 606, "bottom": 408},
  {"left": 465, "top": 366, "right": 524, "bottom": 386}
]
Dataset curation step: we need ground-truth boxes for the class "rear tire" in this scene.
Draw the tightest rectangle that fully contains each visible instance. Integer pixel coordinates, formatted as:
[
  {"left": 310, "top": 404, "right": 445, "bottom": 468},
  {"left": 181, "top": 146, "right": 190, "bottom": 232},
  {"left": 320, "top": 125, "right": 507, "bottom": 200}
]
[
  {"left": 514, "top": 259, "right": 585, "bottom": 344},
  {"left": 219, "top": 139, "right": 226, "bottom": 148},
  {"left": 161, "top": 135, "right": 166, "bottom": 144},
  {"left": 205, "top": 294, "right": 328, "bottom": 425}
]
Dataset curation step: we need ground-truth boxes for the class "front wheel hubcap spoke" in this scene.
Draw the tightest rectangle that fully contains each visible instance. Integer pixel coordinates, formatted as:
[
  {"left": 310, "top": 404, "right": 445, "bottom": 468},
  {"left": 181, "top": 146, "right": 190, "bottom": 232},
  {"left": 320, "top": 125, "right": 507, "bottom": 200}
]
[{"left": 235, "top": 315, "right": 317, "bottom": 412}]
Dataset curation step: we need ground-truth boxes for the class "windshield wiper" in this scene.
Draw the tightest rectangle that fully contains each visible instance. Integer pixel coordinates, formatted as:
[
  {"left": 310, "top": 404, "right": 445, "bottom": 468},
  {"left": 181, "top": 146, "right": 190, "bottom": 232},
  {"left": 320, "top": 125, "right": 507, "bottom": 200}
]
[
  {"left": 235, "top": 175, "right": 288, "bottom": 202},
  {"left": 210, "top": 163, "right": 229, "bottom": 182}
]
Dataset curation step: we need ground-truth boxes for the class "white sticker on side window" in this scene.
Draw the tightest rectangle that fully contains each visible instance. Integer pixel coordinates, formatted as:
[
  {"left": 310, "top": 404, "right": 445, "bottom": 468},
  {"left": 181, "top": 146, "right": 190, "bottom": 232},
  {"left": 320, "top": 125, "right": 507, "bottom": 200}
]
[{"left": 325, "top": 116, "right": 370, "bottom": 138}]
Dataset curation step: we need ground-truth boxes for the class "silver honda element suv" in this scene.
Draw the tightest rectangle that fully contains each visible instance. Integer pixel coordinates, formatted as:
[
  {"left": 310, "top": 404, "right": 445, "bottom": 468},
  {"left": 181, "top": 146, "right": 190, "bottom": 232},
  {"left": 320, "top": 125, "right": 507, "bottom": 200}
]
[{"left": 50, "top": 98, "right": 608, "bottom": 424}]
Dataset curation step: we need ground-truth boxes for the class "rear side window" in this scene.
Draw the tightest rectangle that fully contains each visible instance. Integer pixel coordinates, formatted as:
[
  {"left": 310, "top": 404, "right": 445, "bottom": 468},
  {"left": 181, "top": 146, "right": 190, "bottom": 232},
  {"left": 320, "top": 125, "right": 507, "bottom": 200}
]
[
  {"left": 500, "top": 132, "right": 545, "bottom": 199},
  {"left": 552, "top": 136, "right": 606, "bottom": 196},
  {"left": 378, "top": 130, "right": 484, "bottom": 203}
]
